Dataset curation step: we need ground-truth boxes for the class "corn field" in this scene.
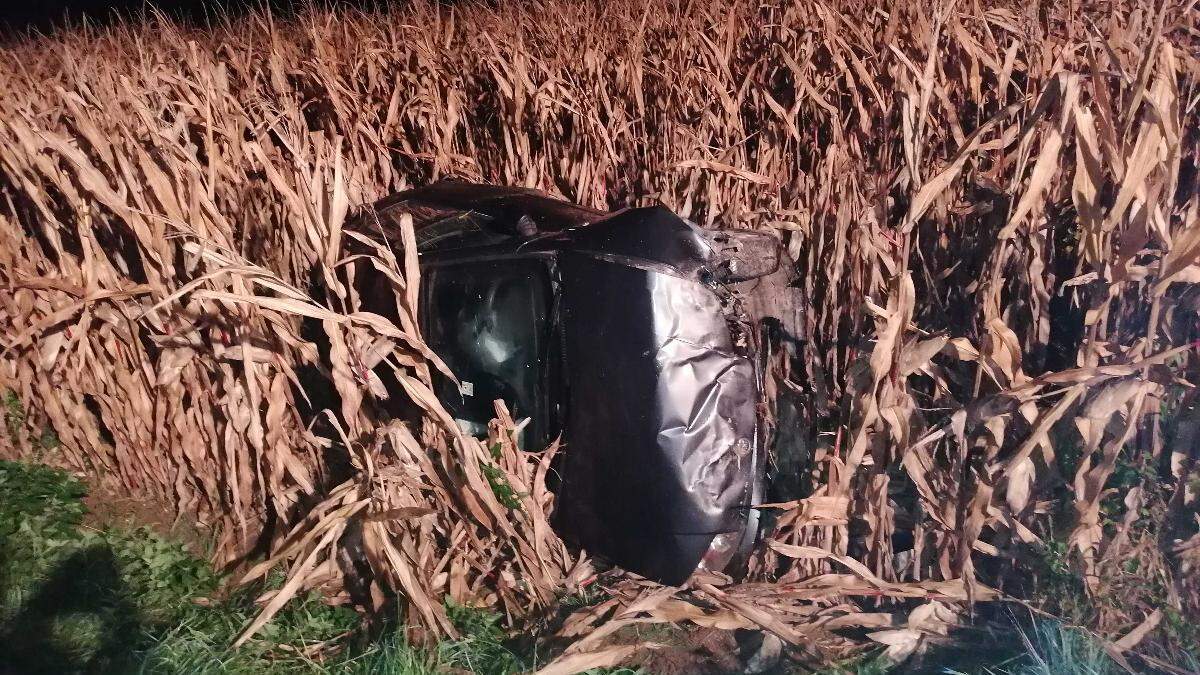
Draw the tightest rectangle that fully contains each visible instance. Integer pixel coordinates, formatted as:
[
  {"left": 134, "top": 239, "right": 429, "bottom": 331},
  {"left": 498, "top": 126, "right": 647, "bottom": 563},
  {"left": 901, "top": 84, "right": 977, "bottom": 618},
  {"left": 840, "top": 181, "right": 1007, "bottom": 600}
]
[{"left": 1, "top": 0, "right": 1198, "bottom": 668}]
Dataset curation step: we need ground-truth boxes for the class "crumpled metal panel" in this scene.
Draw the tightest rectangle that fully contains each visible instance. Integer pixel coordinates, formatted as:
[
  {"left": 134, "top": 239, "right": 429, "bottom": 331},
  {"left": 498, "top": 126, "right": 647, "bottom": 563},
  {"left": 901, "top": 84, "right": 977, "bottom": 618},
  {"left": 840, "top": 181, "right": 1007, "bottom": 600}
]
[
  {"left": 553, "top": 253, "right": 758, "bottom": 584},
  {"left": 562, "top": 205, "right": 714, "bottom": 279},
  {"left": 649, "top": 273, "right": 757, "bottom": 519}
]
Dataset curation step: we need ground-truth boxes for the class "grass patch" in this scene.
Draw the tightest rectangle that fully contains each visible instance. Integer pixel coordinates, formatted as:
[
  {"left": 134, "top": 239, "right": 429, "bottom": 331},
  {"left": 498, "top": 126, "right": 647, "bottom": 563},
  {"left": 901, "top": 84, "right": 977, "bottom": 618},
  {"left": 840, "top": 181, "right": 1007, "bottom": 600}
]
[
  {"left": 441, "top": 599, "right": 527, "bottom": 675},
  {"left": 0, "top": 459, "right": 435, "bottom": 673},
  {"left": 0, "top": 459, "right": 639, "bottom": 674}
]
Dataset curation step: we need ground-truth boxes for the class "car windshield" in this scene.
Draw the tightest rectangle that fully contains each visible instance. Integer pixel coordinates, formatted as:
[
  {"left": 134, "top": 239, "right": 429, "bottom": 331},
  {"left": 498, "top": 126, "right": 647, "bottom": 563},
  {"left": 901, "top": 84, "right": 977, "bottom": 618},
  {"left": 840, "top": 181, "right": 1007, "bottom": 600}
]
[{"left": 423, "top": 258, "right": 554, "bottom": 449}]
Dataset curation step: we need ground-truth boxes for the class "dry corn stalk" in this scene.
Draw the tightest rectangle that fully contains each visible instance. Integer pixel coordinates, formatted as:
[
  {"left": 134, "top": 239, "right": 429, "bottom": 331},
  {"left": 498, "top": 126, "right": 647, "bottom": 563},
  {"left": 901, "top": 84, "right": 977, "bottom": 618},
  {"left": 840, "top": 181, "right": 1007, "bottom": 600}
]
[{"left": 0, "top": 0, "right": 1197, "bottom": 654}]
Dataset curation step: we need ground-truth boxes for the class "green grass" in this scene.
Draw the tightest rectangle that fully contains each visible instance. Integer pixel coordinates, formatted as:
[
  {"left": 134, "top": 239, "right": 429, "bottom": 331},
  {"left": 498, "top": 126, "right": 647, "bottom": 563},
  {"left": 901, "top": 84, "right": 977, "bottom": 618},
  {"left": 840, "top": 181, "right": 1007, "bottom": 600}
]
[
  {"left": 928, "top": 621, "right": 1117, "bottom": 675},
  {"left": 0, "top": 459, "right": 440, "bottom": 673},
  {"left": 3, "top": 389, "right": 25, "bottom": 444},
  {"left": 0, "top": 458, "right": 360, "bottom": 667},
  {"left": 441, "top": 598, "right": 527, "bottom": 674},
  {"left": 0, "top": 458, "right": 641, "bottom": 674}
]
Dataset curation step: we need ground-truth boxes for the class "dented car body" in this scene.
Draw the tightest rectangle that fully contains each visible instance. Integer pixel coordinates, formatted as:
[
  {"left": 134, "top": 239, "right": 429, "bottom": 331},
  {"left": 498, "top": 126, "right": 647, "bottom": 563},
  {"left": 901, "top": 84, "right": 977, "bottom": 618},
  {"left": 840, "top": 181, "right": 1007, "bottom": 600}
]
[{"left": 348, "top": 181, "right": 803, "bottom": 585}]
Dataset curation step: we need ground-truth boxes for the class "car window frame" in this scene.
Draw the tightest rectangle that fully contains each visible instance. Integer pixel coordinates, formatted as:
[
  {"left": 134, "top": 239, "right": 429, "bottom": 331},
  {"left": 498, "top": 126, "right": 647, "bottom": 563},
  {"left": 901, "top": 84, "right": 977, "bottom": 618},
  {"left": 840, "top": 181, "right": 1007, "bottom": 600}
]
[{"left": 418, "top": 249, "right": 563, "bottom": 451}]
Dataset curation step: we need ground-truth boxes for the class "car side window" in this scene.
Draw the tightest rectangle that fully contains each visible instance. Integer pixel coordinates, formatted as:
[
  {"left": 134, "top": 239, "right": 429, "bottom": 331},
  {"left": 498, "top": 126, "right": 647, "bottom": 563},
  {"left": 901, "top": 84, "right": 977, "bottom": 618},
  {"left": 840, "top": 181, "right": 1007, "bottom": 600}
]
[{"left": 423, "top": 258, "right": 556, "bottom": 449}]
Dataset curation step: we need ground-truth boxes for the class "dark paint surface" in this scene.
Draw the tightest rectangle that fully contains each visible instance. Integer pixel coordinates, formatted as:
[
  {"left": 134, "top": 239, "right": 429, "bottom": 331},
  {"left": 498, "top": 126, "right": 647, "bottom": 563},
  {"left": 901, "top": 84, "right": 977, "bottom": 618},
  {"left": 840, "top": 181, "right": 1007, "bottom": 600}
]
[{"left": 554, "top": 254, "right": 758, "bottom": 582}]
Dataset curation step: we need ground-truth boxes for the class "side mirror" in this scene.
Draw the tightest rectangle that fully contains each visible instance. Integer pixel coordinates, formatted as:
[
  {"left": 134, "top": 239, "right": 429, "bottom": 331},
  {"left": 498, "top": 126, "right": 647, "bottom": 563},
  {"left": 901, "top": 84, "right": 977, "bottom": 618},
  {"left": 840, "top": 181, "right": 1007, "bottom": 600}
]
[{"left": 705, "top": 229, "right": 783, "bottom": 283}]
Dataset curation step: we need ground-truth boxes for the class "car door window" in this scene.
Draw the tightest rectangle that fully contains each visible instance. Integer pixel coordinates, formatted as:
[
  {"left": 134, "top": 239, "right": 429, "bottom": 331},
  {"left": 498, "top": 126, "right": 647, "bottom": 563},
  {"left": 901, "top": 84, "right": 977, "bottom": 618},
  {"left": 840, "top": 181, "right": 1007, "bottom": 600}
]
[{"left": 423, "top": 259, "right": 555, "bottom": 449}]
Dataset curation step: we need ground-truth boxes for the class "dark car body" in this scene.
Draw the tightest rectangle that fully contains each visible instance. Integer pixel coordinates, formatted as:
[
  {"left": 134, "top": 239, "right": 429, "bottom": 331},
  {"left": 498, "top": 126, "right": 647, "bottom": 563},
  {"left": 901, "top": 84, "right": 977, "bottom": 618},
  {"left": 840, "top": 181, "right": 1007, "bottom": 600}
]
[{"left": 346, "top": 181, "right": 803, "bottom": 585}]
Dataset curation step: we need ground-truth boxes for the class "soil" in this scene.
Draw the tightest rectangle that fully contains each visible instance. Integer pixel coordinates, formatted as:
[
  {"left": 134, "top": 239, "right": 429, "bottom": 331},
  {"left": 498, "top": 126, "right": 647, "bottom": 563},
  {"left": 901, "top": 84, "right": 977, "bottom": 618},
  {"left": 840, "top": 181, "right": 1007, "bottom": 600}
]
[
  {"left": 81, "top": 483, "right": 211, "bottom": 556},
  {"left": 614, "top": 624, "right": 760, "bottom": 674}
]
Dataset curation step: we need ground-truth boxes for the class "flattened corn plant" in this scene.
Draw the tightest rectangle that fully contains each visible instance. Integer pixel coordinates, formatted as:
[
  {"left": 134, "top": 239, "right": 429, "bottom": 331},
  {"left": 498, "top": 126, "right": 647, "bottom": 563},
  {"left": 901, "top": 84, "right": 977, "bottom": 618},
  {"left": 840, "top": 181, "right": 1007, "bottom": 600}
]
[{"left": 0, "top": 0, "right": 1197, "bottom": 665}]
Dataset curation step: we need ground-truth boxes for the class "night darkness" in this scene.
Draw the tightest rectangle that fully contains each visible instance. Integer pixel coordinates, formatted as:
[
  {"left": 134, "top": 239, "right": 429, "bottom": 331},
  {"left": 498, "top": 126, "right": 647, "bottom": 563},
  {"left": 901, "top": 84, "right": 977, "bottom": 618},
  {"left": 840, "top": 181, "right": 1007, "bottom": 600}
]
[{"left": 0, "top": 0, "right": 314, "bottom": 32}]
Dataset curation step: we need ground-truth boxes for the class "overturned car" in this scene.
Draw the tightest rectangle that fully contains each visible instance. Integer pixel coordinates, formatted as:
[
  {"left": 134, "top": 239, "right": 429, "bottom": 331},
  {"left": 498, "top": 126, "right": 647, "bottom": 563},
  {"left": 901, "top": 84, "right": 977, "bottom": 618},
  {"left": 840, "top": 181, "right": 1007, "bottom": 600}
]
[{"left": 345, "top": 181, "right": 804, "bottom": 585}]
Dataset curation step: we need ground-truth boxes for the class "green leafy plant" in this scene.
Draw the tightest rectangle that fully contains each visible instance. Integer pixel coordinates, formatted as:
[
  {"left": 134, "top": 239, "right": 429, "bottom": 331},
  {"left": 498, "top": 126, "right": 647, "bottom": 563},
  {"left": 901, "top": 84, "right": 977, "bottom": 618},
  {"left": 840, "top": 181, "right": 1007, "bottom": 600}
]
[
  {"left": 479, "top": 461, "right": 524, "bottom": 511},
  {"left": 480, "top": 444, "right": 524, "bottom": 510},
  {"left": 3, "top": 390, "right": 26, "bottom": 445}
]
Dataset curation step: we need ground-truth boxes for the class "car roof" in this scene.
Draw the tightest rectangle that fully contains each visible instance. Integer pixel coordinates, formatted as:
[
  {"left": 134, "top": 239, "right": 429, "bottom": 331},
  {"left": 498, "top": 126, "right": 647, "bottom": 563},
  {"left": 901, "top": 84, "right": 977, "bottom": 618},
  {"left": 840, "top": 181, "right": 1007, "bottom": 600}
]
[
  {"left": 347, "top": 181, "right": 717, "bottom": 279},
  {"left": 350, "top": 180, "right": 604, "bottom": 250}
]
